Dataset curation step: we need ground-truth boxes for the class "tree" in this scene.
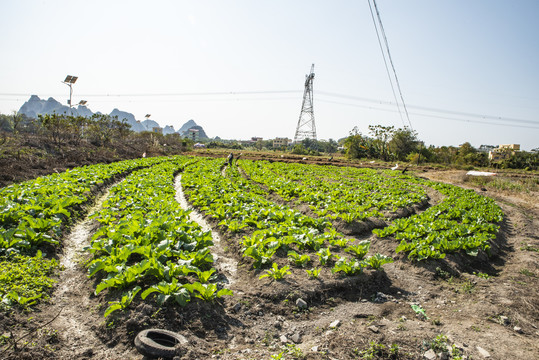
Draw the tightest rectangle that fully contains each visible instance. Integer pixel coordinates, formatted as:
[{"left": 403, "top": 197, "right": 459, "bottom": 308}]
[
  {"left": 368, "top": 125, "right": 395, "bottom": 161},
  {"left": 344, "top": 126, "right": 369, "bottom": 159},
  {"left": 388, "top": 127, "right": 419, "bottom": 161}
]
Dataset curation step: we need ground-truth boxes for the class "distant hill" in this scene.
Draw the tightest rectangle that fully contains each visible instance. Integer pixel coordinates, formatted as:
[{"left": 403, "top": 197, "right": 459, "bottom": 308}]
[
  {"left": 177, "top": 119, "right": 209, "bottom": 139},
  {"left": 17, "top": 95, "right": 209, "bottom": 137}
]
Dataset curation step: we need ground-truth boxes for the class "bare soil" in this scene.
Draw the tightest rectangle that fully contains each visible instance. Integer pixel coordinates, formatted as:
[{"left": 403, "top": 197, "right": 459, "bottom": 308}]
[{"left": 1, "top": 158, "right": 538, "bottom": 360}]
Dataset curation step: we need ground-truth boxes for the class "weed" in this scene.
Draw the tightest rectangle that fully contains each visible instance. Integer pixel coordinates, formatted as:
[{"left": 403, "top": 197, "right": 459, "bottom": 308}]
[
  {"left": 397, "top": 323, "right": 407, "bottom": 331},
  {"left": 262, "top": 330, "right": 274, "bottom": 346},
  {"left": 519, "top": 268, "right": 535, "bottom": 277},
  {"left": 435, "top": 266, "right": 451, "bottom": 280},
  {"left": 431, "top": 318, "right": 442, "bottom": 326},
  {"left": 423, "top": 334, "right": 448, "bottom": 353},
  {"left": 520, "top": 244, "right": 539, "bottom": 253},
  {"left": 471, "top": 325, "right": 481, "bottom": 332},
  {"left": 411, "top": 304, "right": 428, "bottom": 320},
  {"left": 284, "top": 343, "right": 304, "bottom": 359},
  {"left": 459, "top": 279, "right": 475, "bottom": 294},
  {"left": 389, "top": 344, "right": 400, "bottom": 356},
  {"left": 473, "top": 271, "right": 492, "bottom": 279},
  {"left": 358, "top": 341, "right": 386, "bottom": 360}
]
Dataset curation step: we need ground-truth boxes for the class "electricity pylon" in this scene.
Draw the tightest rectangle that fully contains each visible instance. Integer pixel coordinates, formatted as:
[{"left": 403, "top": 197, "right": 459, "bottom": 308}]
[{"left": 294, "top": 64, "right": 317, "bottom": 143}]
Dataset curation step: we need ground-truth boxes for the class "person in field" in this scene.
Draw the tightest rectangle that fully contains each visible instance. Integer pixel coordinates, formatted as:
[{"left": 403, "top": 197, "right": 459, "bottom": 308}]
[{"left": 227, "top": 153, "right": 234, "bottom": 166}]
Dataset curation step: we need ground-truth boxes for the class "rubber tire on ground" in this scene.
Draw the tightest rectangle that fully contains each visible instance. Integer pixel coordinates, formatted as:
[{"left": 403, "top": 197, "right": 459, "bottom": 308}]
[{"left": 134, "top": 328, "right": 183, "bottom": 359}]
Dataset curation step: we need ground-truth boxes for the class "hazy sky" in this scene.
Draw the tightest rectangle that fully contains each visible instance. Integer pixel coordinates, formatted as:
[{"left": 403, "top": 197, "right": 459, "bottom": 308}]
[{"left": 1, "top": 0, "right": 538, "bottom": 150}]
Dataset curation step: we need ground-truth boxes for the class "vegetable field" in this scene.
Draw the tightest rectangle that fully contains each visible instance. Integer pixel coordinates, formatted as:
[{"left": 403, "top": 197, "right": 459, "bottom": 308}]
[{"left": 1, "top": 154, "right": 538, "bottom": 360}]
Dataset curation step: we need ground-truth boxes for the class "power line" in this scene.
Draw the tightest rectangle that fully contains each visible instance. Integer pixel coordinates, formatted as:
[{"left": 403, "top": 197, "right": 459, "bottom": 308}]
[
  {"left": 370, "top": 0, "right": 413, "bottom": 130},
  {"left": 0, "top": 90, "right": 301, "bottom": 97},
  {"left": 317, "top": 91, "right": 539, "bottom": 125},
  {"left": 317, "top": 98, "right": 539, "bottom": 130},
  {"left": 367, "top": 0, "right": 406, "bottom": 128},
  {"left": 1, "top": 89, "right": 537, "bottom": 127}
]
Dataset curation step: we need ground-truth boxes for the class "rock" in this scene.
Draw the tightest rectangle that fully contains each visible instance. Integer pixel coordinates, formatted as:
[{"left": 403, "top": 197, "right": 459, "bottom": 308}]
[
  {"left": 499, "top": 315, "right": 509, "bottom": 325},
  {"left": 514, "top": 326, "right": 523, "bottom": 334},
  {"left": 439, "top": 351, "right": 450, "bottom": 360},
  {"left": 273, "top": 321, "right": 282, "bottom": 329},
  {"left": 367, "top": 325, "right": 379, "bottom": 333},
  {"left": 280, "top": 335, "right": 288, "bottom": 344},
  {"left": 329, "top": 320, "right": 341, "bottom": 329},
  {"left": 476, "top": 346, "right": 491, "bottom": 358},
  {"left": 232, "top": 303, "right": 242, "bottom": 313},
  {"left": 423, "top": 349, "right": 436, "bottom": 360},
  {"left": 290, "top": 333, "right": 301, "bottom": 343},
  {"left": 311, "top": 345, "right": 319, "bottom": 352},
  {"left": 296, "top": 298, "right": 308, "bottom": 309}
]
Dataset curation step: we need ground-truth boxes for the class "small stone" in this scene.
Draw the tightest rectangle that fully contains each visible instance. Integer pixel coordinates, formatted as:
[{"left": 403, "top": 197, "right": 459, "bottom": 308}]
[
  {"left": 499, "top": 315, "right": 509, "bottom": 325},
  {"left": 423, "top": 349, "right": 436, "bottom": 360},
  {"left": 476, "top": 346, "right": 491, "bottom": 358},
  {"left": 329, "top": 320, "right": 341, "bottom": 329},
  {"left": 280, "top": 335, "right": 288, "bottom": 343},
  {"left": 274, "top": 321, "right": 282, "bottom": 329},
  {"left": 290, "top": 333, "right": 301, "bottom": 343},
  {"left": 514, "top": 326, "right": 523, "bottom": 334},
  {"left": 367, "top": 325, "right": 379, "bottom": 333},
  {"left": 439, "top": 351, "right": 449, "bottom": 360},
  {"left": 296, "top": 298, "right": 308, "bottom": 309},
  {"left": 232, "top": 303, "right": 242, "bottom": 313},
  {"left": 361, "top": 299, "right": 368, "bottom": 302},
  {"left": 311, "top": 345, "right": 319, "bottom": 352}
]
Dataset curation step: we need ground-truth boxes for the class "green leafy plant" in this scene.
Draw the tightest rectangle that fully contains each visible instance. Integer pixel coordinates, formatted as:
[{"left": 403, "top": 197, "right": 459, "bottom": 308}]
[
  {"left": 411, "top": 304, "right": 428, "bottom": 320},
  {"left": 306, "top": 267, "right": 321, "bottom": 279},
  {"left": 364, "top": 253, "right": 393, "bottom": 270},
  {"left": 288, "top": 251, "right": 311, "bottom": 267},
  {"left": 260, "top": 263, "right": 291, "bottom": 281},
  {"left": 104, "top": 286, "right": 141, "bottom": 317},
  {"left": 183, "top": 282, "right": 233, "bottom": 301},
  {"left": 332, "top": 257, "right": 364, "bottom": 276}
]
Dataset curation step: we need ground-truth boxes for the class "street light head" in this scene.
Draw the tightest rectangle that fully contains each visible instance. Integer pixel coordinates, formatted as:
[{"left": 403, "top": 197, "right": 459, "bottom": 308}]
[
  {"left": 78, "top": 100, "right": 87, "bottom": 106},
  {"left": 64, "top": 75, "right": 78, "bottom": 84},
  {"left": 145, "top": 114, "right": 151, "bottom": 118}
]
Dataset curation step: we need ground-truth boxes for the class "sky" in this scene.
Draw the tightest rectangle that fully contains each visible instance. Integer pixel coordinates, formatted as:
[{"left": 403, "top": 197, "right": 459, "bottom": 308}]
[{"left": 1, "top": 0, "right": 538, "bottom": 150}]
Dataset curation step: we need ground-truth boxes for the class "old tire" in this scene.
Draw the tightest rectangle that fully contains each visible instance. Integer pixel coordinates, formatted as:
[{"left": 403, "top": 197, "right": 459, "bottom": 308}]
[{"left": 134, "top": 328, "right": 184, "bottom": 359}]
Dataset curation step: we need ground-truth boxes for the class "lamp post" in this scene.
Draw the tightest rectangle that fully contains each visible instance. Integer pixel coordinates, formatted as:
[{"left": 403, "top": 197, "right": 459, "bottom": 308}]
[{"left": 62, "top": 75, "right": 78, "bottom": 107}]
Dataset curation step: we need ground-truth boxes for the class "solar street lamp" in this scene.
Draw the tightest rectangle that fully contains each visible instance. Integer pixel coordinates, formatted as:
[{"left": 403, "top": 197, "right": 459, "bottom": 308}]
[
  {"left": 62, "top": 75, "right": 78, "bottom": 107},
  {"left": 78, "top": 100, "right": 88, "bottom": 106}
]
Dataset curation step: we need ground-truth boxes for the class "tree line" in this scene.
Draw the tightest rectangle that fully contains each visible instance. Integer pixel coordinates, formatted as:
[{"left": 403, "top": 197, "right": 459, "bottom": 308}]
[{"left": 0, "top": 112, "right": 192, "bottom": 152}]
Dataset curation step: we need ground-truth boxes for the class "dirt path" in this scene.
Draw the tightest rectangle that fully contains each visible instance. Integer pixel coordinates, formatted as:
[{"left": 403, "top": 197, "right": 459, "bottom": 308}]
[
  {"left": 41, "top": 185, "right": 139, "bottom": 359},
  {"left": 174, "top": 174, "right": 237, "bottom": 285}
]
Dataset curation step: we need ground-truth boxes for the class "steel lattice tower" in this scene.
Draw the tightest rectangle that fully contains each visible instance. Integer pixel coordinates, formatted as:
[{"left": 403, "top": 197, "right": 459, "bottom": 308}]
[{"left": 294, "top": 64, "right": 317, "bottom": 143}]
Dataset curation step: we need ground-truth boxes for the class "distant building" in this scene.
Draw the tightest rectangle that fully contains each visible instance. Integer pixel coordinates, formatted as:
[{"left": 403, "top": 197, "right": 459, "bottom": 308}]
[
  {"left": 251, "top": 137, "right": 263, "bottom": 142},
  {"left": 152, "top": 127, "right": 163, "bottom": 134},
  {"left": 489, "top": 144, "right": 520, "bottom": 162},
  {"left": 478, "top": 145, "right": 497, "bottom": 153},
  {"left": 273, "top": 137, "right": 291, "bottom": 148}
]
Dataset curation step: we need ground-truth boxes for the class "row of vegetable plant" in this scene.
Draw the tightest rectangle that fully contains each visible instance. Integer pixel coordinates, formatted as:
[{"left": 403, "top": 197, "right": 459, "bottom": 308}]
[
  {"left": 181, "top": 158, "right": 393, "bottom": 278},
  {"left": 0, "top": 156, "right": 167, "bottom": 308},
  {"left": 239, "top": 160, "right": 428, "bottom": 224},
  {"left": 373, "top": 181, "right": 503, "bottom": 261},
  {"left": 86, "top": 157, "right": 231, "bottom": 316},
  {"left": 0, "top": 156, "right": 165, "bottom": 255}
]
